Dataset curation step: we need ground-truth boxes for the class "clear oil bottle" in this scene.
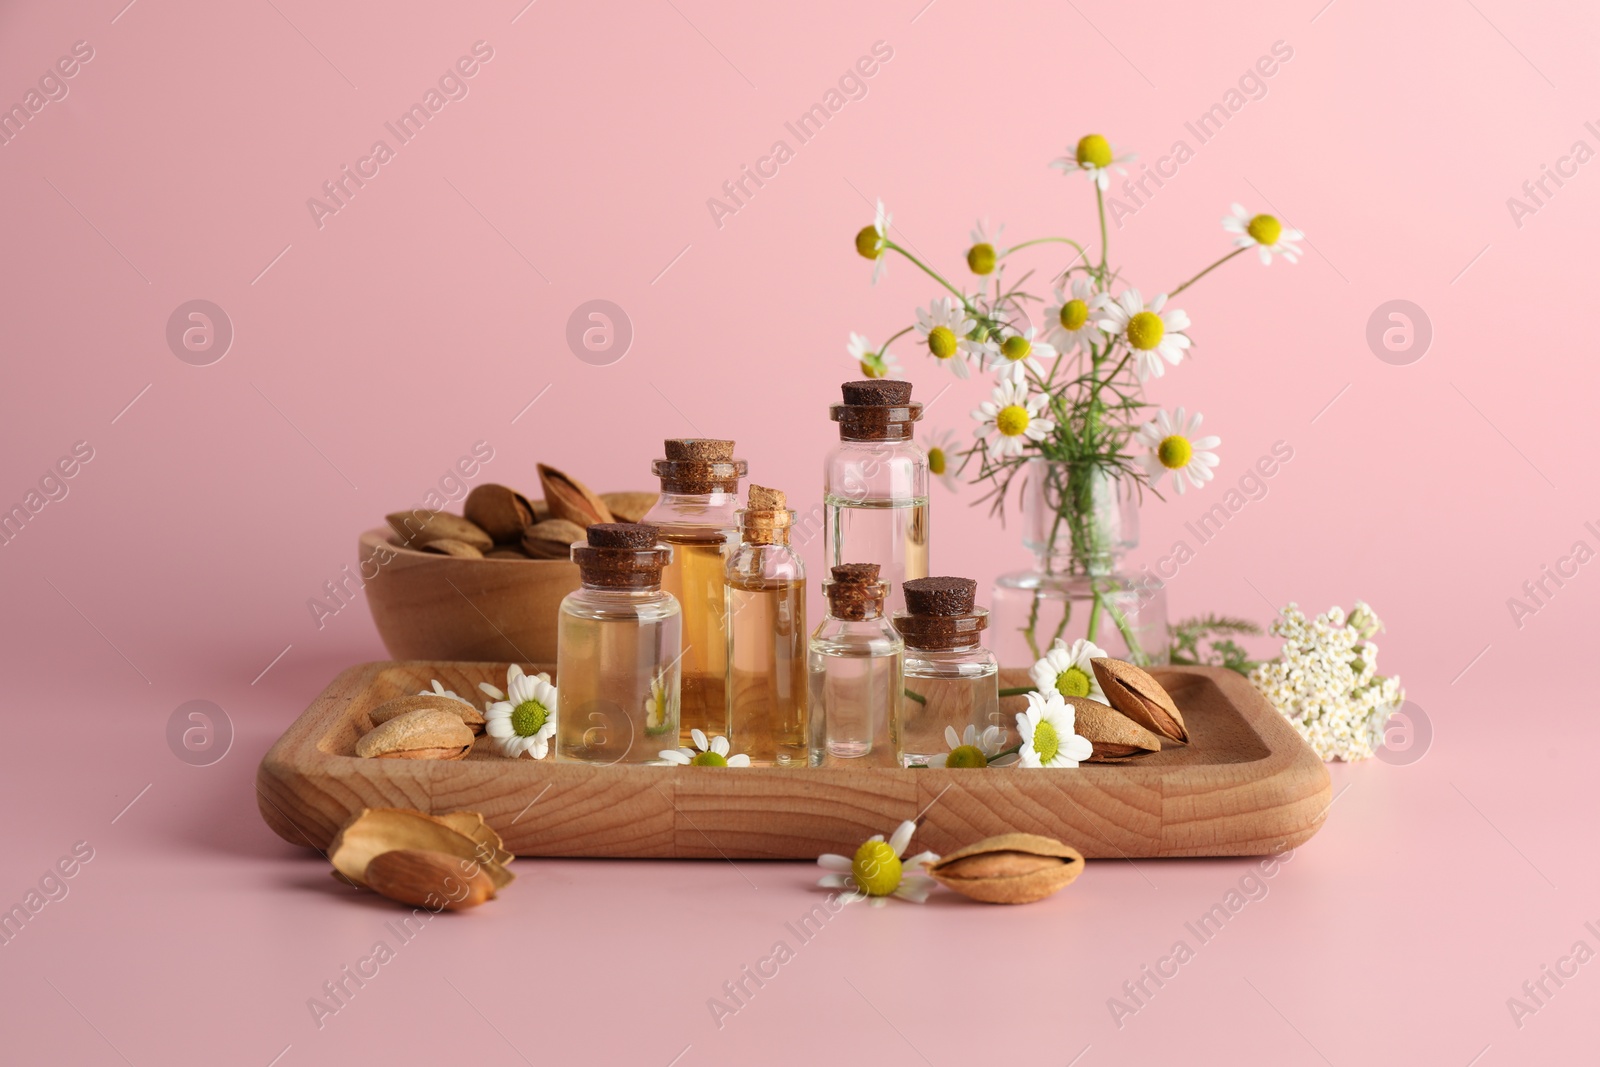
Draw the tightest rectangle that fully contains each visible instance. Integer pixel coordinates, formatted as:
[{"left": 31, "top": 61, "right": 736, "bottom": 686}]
[
  {"left": 808, "top": 563, "right": 902, "bottom": 767},
  {"left": 555, "top": 523, "right": 681, "bottom": 764},
  {"left": 642, "top": 439, "right": 748, "bottom": 748},
  {"left": 893, "top": 576, "right": 999, "bottom": 767},
  {"left": 724, "top": 485, "right": 807, "bottom": 766}
]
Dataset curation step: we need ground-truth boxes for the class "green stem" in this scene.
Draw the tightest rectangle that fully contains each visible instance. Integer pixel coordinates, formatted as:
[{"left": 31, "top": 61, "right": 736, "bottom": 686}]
[
  {"left": 1096, "top": 186, "right": 1109, "bottom": 284},
  {"left": 884, "top": 241, "right": 968, "bottom": 306},
  {"left": 903, "top": 687, "right": 927, "bottom": 705},
  {"left": 1169, "top": 247, "right": 1247, "bottom": 296},
  {"left": 1085, "top": 587, "right": 1105, "bottom": 644},
  {"left": 998, "top": 686, "right": 1037, "bottom": 698},
  {"left": 1002, "top": 236, "right": 1089, "bottom": 260},
  {"left": 987, "top": 743, "right": 1023, "bottom": 763}
]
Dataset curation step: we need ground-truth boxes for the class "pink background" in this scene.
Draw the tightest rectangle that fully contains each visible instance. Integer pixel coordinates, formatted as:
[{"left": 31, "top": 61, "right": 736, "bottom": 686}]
[{"left": 3, "top": 0, "right": 1597, "bottom": 1063}]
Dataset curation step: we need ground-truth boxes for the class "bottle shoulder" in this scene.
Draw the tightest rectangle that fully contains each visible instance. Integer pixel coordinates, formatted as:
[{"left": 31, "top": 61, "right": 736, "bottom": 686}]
[
  {"left": 809, "top": 615, "right": 903, "bottom": 653},
  {"left": 561, "top": 587, "right": 682, "bottom": 621},
  {"left": 726, "top": 541, "right": 806, "bottom": 583}
]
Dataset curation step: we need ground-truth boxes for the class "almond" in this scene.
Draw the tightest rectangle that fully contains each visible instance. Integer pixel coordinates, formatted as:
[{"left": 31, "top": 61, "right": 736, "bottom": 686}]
[
  {"left": 1092, "top": 658, "right": 1188, "bottom": 743},
  {"left": 464, "top": 484, "right": 535, "bottom": 544},
  {"left": 599, "top": 491, "right": 660, "bottom": 523},
  {"left": 1064, "top": 695, "right": 1162, "bottom": 761},
  {"left": 521, "top": 518, "right": 587, "bottom": 559},
  {"left": 386, "top": 510, "right": 493, "bottom": 552},
  {"left": 368, "top": 694, "right": 486, "bottom": 735},
  {"left": 421, "top": 538, "right": 484, "bottom": 559},
  {"left": 927, "top": 833, "right": 1084, "bottom": 904},
  {"left": 365, "top": 849, "right": 497, "bottom": 910},
  {"left": 355, "top": 709, "right": 473, "bottom": 760},
  {"left": 537, "top": 464, "right": 613, "bottom": 527},
  {"left": 328, "top": 808, "right": 514, "bottom": 890}
]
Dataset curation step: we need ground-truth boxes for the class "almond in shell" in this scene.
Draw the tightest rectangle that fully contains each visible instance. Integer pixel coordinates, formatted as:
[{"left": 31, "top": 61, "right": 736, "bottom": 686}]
[
  {"left": 1092, "top": 658, "right": 1188, "bottom": 744},
  {"left": 464, "top": 484, "right": 535, "bottom": 545},
  {"left": 368, "top": 693, "right": 486, "bottom": 735},
  {"left": 599, "top": 491, "right": 659, "bottom": 524},
  {"left": 537, "top": 464, "right": 613, "bottom": 527},
  {"left": 328, "top": 808, "right": 514, "bottom": 890},
  {"left": 927, "top": 833, "right": 1084, "bottom": 904},
  {"left": 355, "top": 708, "right": 473, "bottom": 760},
  {"left": 521, "top": 518, "right": 588, "bottom": 559},
  {"left": 365, "top": 849, "right": 498, "bottom": 910},
  {"left": 421, "top": 538, "right": 484, "bottom": 559},
  {"left": 386, "top": 509, "right": 493, "bottom": 552},
  {"left": 1064, "top": 695, "right": 1162, "bottom": 761}
]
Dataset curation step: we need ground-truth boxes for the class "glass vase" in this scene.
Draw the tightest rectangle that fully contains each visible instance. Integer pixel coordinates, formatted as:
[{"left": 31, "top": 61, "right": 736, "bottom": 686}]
[{"left": 989, "top": 458, "right": 1167, "bottom": 668}]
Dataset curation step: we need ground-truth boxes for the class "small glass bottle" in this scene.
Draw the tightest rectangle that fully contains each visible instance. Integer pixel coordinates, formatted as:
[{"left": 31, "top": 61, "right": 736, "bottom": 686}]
[
  {"left": 642, "top": 438, "right": 748, "bottom": 748},
  {"left": 824, "top": 380, "right": 929, "bottom": 617},
  {"left": 725, "top": 484, "right": 807, "bottom": 766},
  {"left": 808, "top": 563, "right": 902, "bottom": 767},
  {"left": 556, "top": 523, "right": 681, "bottom": 764},
  {"left": 893, "top": 577, "right": 1000, "bottom": 767}
]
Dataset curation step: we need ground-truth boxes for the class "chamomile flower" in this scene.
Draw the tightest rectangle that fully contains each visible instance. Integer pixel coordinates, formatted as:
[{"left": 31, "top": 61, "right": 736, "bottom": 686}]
[
  {"left": 847, "top": 332, "right": 902, "bottom": 380},
  {"left": 1015, "top": 691, "right": 1093, "bottom": 769},
  {"left": 1221, "top": 203, "right": 1303, "bottom": 265},
  {"left": 924, "top": 427, "right": 961, "bottom": 492},
  {"left": 1136, "top": 407, "right": 1221, "bottom": 495},
  {"left": 1096, "top": 288, "right": 1191, "bottom": 381},
  {"left": 1051, "top": 133, "right": 1135, "bottom": 191},
  {"left": 1044, "top": 277, "right": 1102, "bottom": 355},
  {"left": 421, "top": 679, "right": 473, "bottom": 705},
  {"left": 659, "top": 728, "right": 750, "bottom": 767},
  {"left": 816, "top": 820, "right": 939, "bottom": 906},
  {"left": 483, "top": 666, "right": 558, "bottom": 759},
  {"left": 941, "top": 724, "right": 1008, "bottom": 767},
  {"left": 967, "top": 218, "right": 1004, "bottom": 275},
  {"left": 1029, "top": 637, "right": 1110, "bottom": 704},
  {"left": 643, "top": 676, "right": 677, "bottom": 736},
  {"left": 476, "top": 663, "right": 551, "bottom": 705},
  {"left": 987, "top": 326, "right": 1056, "bottom": 384},
  {"left": 915, "top": 297, "right": 980, "bottom": 379},
  {"left": 854, "top": 198, "right": 892, "bottom": 284},
  {"left": 972, "top": 379, "right": 1056, "bottom": 459}
]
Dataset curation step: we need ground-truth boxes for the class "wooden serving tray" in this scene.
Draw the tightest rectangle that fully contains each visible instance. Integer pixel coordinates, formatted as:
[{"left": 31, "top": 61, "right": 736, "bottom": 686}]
[{"left": 256, "top": 662, "right": 1331, "bottom": 860}]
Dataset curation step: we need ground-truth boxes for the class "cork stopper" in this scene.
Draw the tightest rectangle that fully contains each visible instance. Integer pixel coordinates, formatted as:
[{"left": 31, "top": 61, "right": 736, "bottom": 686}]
[
  {"left": 571, "top": 522, "right": 672, "bottom": 588},
  {"left": 894, "top": 576, "right": 988, "bottom": 650},
  {"left": 830, "top": 380, "right": 923, "bottom": 442},
  {"left": 652, "top": 438, "right": 747, "bottom": 494},
  {"left": 737, "top": 484, "right": 794, "bottom": 545},
  {"left": 824, "top": 563, "right": 888, "bottom": 621}
]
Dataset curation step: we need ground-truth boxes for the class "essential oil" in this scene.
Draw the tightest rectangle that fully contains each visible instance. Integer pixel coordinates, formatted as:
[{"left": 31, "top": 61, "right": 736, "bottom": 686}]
[
  {"left": 725, "top": 485, "right": 807, "bottom": 766},
  {"left": 808, "top": 563, "right": 903, "bottom": 767},
  {"left": 555, "top": 523, "right": 681, "bottom": 763},
  {"left": 643, "top": 439, "right": 747, "bottom": 748},
  {"left": 893, "top": 576, "right": 999, "bottom": 767}
]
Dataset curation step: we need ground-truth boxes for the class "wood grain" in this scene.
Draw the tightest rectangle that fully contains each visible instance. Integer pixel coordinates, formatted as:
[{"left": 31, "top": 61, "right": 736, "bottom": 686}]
[{"left": 256, "top": 662, "right": 1331, "bottom": 859}]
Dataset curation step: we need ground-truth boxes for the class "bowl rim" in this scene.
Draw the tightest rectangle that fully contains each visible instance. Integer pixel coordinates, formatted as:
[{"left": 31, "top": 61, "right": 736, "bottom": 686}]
[{"left": 359, "top": 525, "right": 575, "bottom": 565}]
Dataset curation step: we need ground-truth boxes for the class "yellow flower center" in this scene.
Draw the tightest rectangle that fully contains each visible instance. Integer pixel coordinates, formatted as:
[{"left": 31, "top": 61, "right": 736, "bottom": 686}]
[
  {"left": 1076, "top": 134, "right": 1112, "bottom": 169},
  {"left": 690, "top": 750, "right": 728, "bottom": 766},
  {"left": 1054, "top": 666, "right": 1091, "bottom": 699},
  {"left": 859, "top": 359, "right": 881, "bottom": 378},
  {"left": 511, "top": 699, "right": 548, "bottom": 737},
  {"left": 995, "top": 404, "right": 1030, "bottom": 437},
  {"left": 855, "top": 225, "right": 884, "bottom": 260},
  {"left": 852, "top": 840, "right": 903, "bottom": 897},
  {"left": 927, "top": 447, "right": 946, "bottom": 476},
  {"left": 1247, "top": 213, "right": 1282, "bottom": 246},
  {"left": 1126, "top": 310, "right": 1165, "bottom": 350},
  {"left": 945, "top": 745, "right": 988, "bottom": 768},
  {"left": 966, "top": 242, "right": 996, "bottom": 275},
  {"left": 1001, "top": 335, "right": 1032, "bottom": 363},
  {"left": 1032, "top": 718, "right": 1060, "bottom": 764},
  {"left": 928, "top": 325, "right": 958, "bottom": 359},
  {"left": 1059, "top": 299, "right": 1089, "bottom": 331},
  {"left": 1158, "top": 434, "right": 1192, "bottom": 470}
]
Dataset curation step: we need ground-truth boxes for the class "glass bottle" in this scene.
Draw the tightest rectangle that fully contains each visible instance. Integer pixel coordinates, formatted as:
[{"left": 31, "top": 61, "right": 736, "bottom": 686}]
[
  {"left": 824, "top": 380, "right": 929, "bottom": 617},
  {"left": 808, "top": 563, "right": 902, "bottom": 767},
  {"left": 556, "top": 523, "right": 681, "bottom": 764},
  {"left": 642, "top": 438, "right": 748, "bottom": 748},
  {"left": 990, "top": 458, "right": 1168, "bottom": 668},
  {"left": 724, "top": 484, "right": 807, "bottom": 766},
  {"left": 893, "top": 576, "right": 1000, "bottom": 767}
]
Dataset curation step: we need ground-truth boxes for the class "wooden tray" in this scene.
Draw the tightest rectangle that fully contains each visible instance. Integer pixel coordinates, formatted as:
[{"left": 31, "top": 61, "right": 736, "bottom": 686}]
[{"left": 256, "top": 662, "right": 1331, "bottom": 860}]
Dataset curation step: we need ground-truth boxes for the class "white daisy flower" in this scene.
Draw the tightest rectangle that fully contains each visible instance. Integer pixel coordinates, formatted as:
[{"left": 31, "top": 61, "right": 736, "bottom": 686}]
[
  {"left": 1015, "top": 691, "right": 1093, "bottom": 769},
  {"left": 659, "top": 728, "right": 750, "bottom": 767},
  {"left": 420, "top": 679, "right": 473, "bottom": 705},
  {"left": 971, "top": 379, "right": 1057, "bottom": 459},
  {"left": 924, "top": 427, "right": 961, "bottom": 492},
  {"left": 816, "top": 820, "right": 939, "bottom": 906},
  {"left": 854, "top": 198, "right": 892, "bottom": 284},
  {"left": 987, "top": 326, "right": 1057, "bottom": 384},
  {"left": 476, "top": 663, "right": 551, "bottom": 705},
  {"left": 1029, "top": 637, "right": 1110, "bottom": 704},
  {"left": 483, "top": 666, "right": 558, "bottom": 759},
  {"left": 643, "top": 675, "right": 677, "bottom": 736},
  {"left": 1050, "top": 133, "right": 1135, "bottom": 191},
  {"left": 915, "top": 297, "right": 981, "bottom": 379},
  {"left": 1136, "top": 407, "right": 1221, "bottom": 495},
  {"left": 847, "top": 332, "right": 902, "bottom": 380},
  {"left": 941, "top": 724, "right": 1009, "bottom": 768},
  {"left": 1096, "top": 288, "right": 1191, "bottom": 381},
  {"left": 1221, "top": 203, "right": 1303, "bottom": 265},
  {"left": 1044, "top": 277, "right": 1102, "bottom": 355},
  {"left": 967, "top": 218, "right": 1004, "bottom": 275}
]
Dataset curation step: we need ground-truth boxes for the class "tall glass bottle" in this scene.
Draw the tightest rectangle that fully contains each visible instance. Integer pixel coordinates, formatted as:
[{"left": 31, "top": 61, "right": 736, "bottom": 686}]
[
  {"left": 808, "top": 563, "right": 902, "bottom": 767},
  {"left": 724, "top": 484, "right": 807, "bottom": 766},
  {"left": 824, "top": 380, "right": 928, "bottom": 617},
  {"left": 556, "top": 523, "right": 681, "bottom": 764},
  {"left": 642, "top": 438, "right": 748, "bottom": 748},
  {"left": 893, "top": 576, "right": 1000, "bottom": 767}
]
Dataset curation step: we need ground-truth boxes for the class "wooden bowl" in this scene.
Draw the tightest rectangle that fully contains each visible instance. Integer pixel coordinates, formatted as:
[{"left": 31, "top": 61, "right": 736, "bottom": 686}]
[{"left": 358, "top": 527, "right": 580, "bottom": 663}]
